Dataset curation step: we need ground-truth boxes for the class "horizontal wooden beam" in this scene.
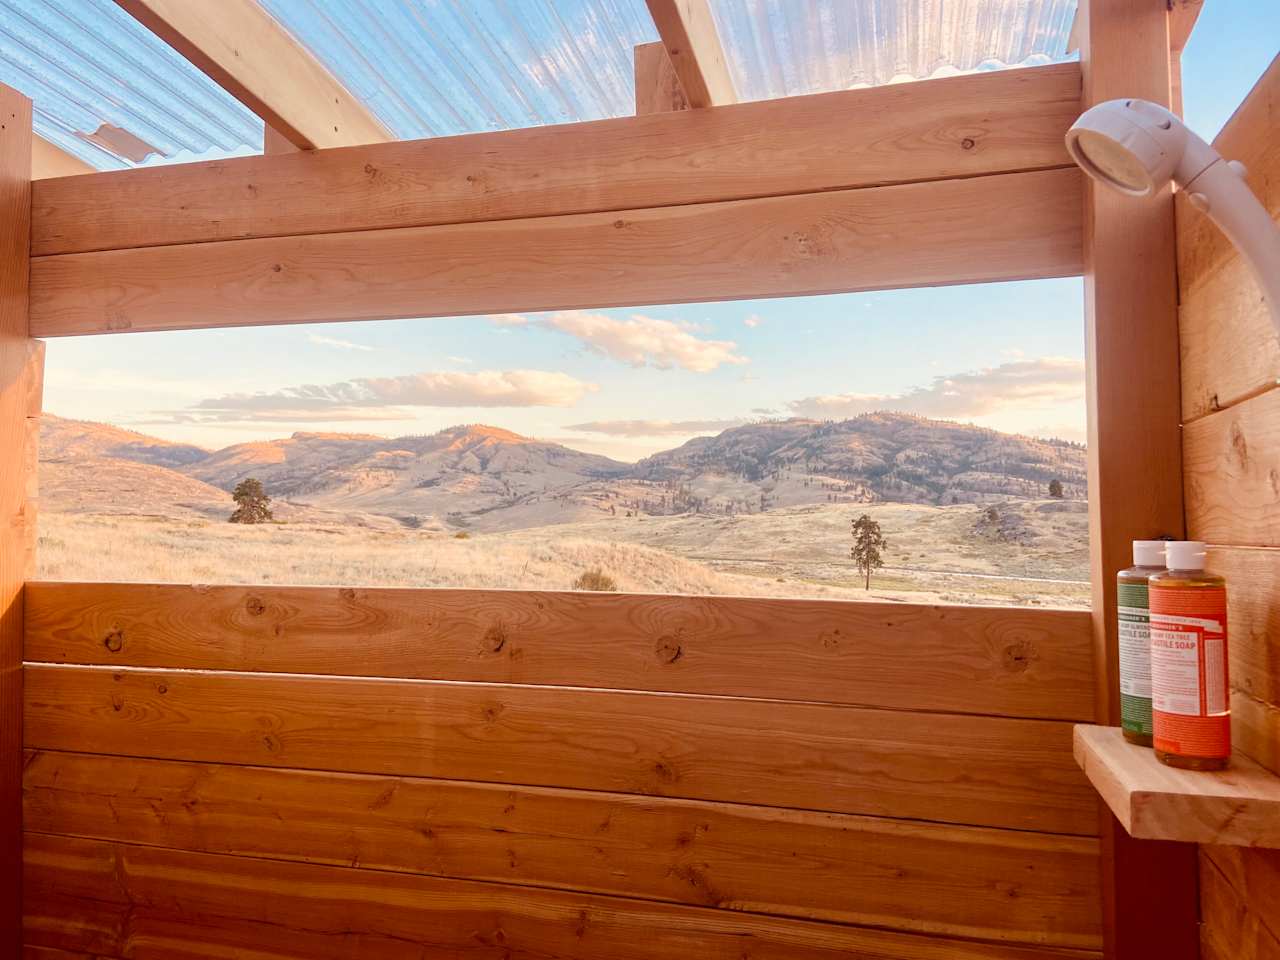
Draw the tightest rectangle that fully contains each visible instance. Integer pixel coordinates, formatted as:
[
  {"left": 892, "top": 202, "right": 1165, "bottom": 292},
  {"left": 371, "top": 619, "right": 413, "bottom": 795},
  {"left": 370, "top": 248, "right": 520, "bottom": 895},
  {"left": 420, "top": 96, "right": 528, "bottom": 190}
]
[
  {"left": 24, "top": 834, "right": 1101, "bottom": 960},
  {"left": 23, "top": 665, "right": 1097, "bottom": 834},
  {"left": 115, "top": 0, "right": 389, "bottom": 150},
  {"left": 24, "top": 751, "right": 1102, "bottom": 947},
  {"left": 31, "top": 62, "right": 1082, "bottom": 257},
  {"left": 24, "top": 583, "right": 1096, "bottom": 721},
  {"left": 29, "top": 166, "right": 1083, "bottom": 337},
  {"left": 645, "top": 0, "right": 736, "bottom": 108}
]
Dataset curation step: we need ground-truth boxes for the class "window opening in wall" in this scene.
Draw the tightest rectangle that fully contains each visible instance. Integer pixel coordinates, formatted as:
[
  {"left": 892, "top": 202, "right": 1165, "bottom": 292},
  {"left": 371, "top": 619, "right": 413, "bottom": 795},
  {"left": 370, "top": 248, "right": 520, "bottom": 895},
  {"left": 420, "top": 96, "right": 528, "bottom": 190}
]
[{"left": 38, "top": 277, "right": 1088, "bottom": 607}]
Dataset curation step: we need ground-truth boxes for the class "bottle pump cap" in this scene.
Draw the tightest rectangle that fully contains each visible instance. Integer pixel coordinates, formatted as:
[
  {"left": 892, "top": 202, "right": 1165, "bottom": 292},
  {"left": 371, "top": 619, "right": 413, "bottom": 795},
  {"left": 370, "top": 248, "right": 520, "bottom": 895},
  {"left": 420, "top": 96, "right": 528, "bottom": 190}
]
[
  {"left": 1132, "top": 540, "right": 1167, "bottom": 567},
  {"left": 1165, "top": 541, "right": 1207, "bottom": 571}
]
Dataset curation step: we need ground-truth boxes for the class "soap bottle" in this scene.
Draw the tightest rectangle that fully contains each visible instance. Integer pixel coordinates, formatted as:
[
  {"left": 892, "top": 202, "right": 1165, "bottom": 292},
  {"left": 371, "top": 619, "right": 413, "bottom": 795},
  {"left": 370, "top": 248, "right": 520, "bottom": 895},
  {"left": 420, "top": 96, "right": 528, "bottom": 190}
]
[
  {"left": 1117, "top": 540, "right": 1167, "bottom": 746},
  {"left": 1149, "top": 541, "right": 1230, "bottom": 770}
]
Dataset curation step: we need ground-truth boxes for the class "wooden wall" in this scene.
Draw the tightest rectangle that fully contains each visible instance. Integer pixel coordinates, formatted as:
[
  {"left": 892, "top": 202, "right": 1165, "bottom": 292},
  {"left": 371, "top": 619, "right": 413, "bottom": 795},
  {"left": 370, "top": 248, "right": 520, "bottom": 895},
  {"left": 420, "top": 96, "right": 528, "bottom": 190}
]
[
  {"left": 1177, "top": 53, "right": 1280, "bottom": 959},
  {"left": 21, "top": 582, "right": 1104, "bottom": 958}
]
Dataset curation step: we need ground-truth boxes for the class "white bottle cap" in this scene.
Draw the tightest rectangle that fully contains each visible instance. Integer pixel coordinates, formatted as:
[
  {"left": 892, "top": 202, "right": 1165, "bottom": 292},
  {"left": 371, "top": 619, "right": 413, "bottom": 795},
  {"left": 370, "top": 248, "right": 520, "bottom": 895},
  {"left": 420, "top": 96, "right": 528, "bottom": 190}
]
[
  {"left": 1132, "top": 540, "right": 1167, "bottom": 567},
  {"left": 1165, "top": 541, "right": 1207, "bottom": 571}
]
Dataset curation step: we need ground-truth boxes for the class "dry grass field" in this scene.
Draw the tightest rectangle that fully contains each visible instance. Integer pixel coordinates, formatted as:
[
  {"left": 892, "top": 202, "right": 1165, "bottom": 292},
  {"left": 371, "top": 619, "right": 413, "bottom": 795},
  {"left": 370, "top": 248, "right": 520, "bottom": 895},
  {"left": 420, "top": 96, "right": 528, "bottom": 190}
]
[{"left": 37, "top": 498, "right": 1090, "bottom": 607}]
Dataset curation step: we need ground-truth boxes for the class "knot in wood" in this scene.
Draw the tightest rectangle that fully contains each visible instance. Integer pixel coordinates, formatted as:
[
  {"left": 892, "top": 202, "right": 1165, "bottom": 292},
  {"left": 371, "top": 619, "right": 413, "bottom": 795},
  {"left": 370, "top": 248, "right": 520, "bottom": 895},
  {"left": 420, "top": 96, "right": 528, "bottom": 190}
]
[
  {"left": 654, "top": 635, "right": 683, "bottom": 664},
  {"left": 103, "top": 629, "right": 124, "bottom": 653},
  {"left": 1230, "top": 422, "right": 1249, "bottom": 467},
  {"left": 483, "top": 623, "right": 508, "bottom": 654},
  {"left": 245, "top": 596, "right": 267, "bottom": 616},
  {"left": 961, "top": 137, "right": 977, "bottom": 150},
  {"left": 1002, "top": 638, "right": 1039, "bottom": 673}
]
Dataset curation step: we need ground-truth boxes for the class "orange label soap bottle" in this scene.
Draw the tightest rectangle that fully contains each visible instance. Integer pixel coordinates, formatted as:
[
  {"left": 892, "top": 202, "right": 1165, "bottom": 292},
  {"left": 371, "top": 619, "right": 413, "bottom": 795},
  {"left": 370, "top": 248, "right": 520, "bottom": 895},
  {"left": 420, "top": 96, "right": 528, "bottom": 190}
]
[{"left": 1149, "top": 541, "right": 1230, "bottom": 770}]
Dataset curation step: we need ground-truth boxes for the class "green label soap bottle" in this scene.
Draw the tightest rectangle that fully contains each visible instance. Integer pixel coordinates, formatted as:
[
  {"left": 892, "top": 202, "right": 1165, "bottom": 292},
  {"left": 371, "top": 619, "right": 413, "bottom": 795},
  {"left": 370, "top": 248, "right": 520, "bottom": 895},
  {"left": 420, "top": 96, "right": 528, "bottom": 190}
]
[{"left": 1118, "top": 540, "right": 1167, "bottom": 746}]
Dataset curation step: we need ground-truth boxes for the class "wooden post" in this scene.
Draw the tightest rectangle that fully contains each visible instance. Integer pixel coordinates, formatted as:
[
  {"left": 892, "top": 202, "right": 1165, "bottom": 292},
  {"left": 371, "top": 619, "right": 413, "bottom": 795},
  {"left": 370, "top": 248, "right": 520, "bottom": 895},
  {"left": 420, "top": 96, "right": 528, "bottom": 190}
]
[
  {"left": 0, "top": 81, "right": 34, "bottom": 952},
  {"left": 1078, "top": 2, "right": 1200, "bottom": 957},
  {"left": 634, "top": 41, "right": 689, "bottom": 115}
]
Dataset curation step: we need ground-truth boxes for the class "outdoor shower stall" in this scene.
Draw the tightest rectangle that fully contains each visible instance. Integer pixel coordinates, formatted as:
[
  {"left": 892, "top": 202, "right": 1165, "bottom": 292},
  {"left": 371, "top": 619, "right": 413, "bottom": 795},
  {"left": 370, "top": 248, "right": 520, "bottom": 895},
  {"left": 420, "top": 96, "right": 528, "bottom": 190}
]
[{"left": 1, "top": 1, "right": 1277, "bottom": 958}]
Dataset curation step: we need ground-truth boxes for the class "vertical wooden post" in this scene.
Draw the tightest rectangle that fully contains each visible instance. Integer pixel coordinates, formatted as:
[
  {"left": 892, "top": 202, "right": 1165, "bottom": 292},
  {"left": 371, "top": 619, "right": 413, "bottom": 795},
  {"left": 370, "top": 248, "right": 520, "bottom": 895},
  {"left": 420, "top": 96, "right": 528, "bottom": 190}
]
[
  {"left": 634, "top": 41, "right": 689, "bottom": 115},
  {"left": 0, "top": 81, "right": 34, "bottom": 952},
  {"left": 1079, "top": 2, "right": 1200, "bottom": 957}
]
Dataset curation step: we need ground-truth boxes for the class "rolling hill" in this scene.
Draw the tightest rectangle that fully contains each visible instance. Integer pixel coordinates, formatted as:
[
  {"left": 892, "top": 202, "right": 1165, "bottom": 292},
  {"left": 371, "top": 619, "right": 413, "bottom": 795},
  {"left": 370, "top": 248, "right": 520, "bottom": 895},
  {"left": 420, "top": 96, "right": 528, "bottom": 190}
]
[{"left": 39, "top": 413, "right": 1086, "bottom": 531}]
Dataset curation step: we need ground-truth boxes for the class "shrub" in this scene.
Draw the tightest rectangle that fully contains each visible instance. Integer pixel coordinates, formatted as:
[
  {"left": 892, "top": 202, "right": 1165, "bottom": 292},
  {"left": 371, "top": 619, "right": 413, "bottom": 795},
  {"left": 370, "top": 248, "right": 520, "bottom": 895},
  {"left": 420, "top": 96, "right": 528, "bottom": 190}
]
[
  {"left": 453, "top": 531, "right": 470, "bottom": 539},
  {"left": 572, "top": 568, "right": 617, "bottom": 592}
]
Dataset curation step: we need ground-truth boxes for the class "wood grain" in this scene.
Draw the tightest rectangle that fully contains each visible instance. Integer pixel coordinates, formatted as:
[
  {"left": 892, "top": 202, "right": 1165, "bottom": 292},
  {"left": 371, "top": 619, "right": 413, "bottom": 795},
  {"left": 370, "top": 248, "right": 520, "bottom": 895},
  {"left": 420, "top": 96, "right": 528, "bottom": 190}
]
[
  {"left": 0, "top": 82, "right": 32, "bottom": 956},
  {"left": 1232, "top": 690, "right": 1280, "bottom": 779},
  {"left": 644, "top": 0, "right": 736, "bottom": 108},
  {"left": 1073, "top": 725, "right": 1280, "bottom": 847},
  {"left": 1078, "top": 2, "right": 1199, "bottom": 957},
  {"left": 22, "top": 833, "right": 1103, "bottom": 960},
  {"left": 1205, "top": 546, "right": 1280, "bottom": 716},
  {"left": 29, "top": 167, "right": 1084, "bottom": 338},
  {"left": 23, "top": 750, "right": 1102, "bottom": 947},
  {"left": 1184, "top": 386, "right": 1280, "bottom": 548},
  {"left": 634, "top": 41, "right": 689, "bottom": 114},
  {"left": 115, "top": 0, "right": 389, "bottom": 150},
  {"left": 1179, "top": 250, "right": 1279, "bottom": 421},
  {"left": 1200, "top": 845, "right": 1280, "bottom": 960},
  {"left": 30, "top": 63, "right": 1082, "bottom": 256},
  {"left": 1176, "top": 54, "right": 1279, "bottom": 300},
  {"left": 23, "top": 582, "right": 1096, "bottom": 721},
  {"left": 22, "top": 665, "right": 1097, "bottom": 834},
  {"left": 1177, "top": 55, "right": 1280, "bottom": 421},
  {"left": 20, "top": 752, "right": 1100, "bottom": 947}
]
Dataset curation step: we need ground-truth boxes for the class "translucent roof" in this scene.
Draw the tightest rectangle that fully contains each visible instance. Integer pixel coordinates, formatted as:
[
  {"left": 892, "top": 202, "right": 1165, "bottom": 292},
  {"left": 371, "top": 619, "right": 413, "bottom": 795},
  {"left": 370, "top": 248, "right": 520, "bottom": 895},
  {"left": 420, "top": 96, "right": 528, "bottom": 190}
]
[
  {"left": 711, "top": 0, "right": 1079, "bottom": 101},
  {"left": 256, "top": 0, "right": 661, "bottom": 138},
  {"left": 1, "top": 0, "right": 1077, "bottom": 172},
  {"left": 0, "top": 0, "right": 262, "bottom": 171}
]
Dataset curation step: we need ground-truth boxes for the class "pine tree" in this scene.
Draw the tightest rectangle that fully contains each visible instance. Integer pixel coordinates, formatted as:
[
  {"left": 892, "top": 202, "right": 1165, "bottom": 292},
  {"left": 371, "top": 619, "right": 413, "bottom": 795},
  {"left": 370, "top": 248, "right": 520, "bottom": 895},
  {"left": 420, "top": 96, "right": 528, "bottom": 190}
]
[
  {"left": 229, "top": 478, "right": 273, "bottom": 524},
  {"left": 850, "top": 514, "right": 887, "bottom": 590}
]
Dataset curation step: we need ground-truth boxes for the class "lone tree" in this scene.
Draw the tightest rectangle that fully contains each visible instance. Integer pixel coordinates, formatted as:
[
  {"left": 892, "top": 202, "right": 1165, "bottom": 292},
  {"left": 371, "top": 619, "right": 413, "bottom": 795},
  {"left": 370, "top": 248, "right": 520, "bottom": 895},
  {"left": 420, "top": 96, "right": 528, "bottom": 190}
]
[
  {"left": 850, "top": 513, "right": 887, "bottom": 590},
  {"left": 1048, "top": 478, "right": 1065, "bottom": 499},
  {"left": 229, "top": 478, "right": 273, "bottom": 524}
]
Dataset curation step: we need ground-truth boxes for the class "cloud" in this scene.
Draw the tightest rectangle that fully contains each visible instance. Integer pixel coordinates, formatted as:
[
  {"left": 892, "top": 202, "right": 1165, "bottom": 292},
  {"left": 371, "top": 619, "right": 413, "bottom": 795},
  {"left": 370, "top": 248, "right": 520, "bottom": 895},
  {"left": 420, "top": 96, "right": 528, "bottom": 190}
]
[
  {"left": 787, "top": 357, "right": 1085, "bottom": 422},
  {"left": 446, "top": 356, "right": 472, "bottom": 365},
  {"left": 489, "top": 310, "right": 748, "bottom": 373},
  {"left": 564, "top": 418, "right": 745, "bottom": 437},
  {"left": 744, "top": 314, "right": 762, "bottom": 328},
  {"left": 172, "top": 369, "right": 597, "bottom": 423},
  {"left": 308, "top": 334, "right": 374, "bottom": 352}
]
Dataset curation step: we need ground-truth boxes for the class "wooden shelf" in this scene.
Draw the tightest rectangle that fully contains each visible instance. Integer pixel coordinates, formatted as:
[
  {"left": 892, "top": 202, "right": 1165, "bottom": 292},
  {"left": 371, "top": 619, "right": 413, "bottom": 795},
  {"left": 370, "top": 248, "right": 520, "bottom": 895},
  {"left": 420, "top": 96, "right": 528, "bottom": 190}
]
[{"left": 1074, "top": 724, "right": 1280, "bottom": 848}]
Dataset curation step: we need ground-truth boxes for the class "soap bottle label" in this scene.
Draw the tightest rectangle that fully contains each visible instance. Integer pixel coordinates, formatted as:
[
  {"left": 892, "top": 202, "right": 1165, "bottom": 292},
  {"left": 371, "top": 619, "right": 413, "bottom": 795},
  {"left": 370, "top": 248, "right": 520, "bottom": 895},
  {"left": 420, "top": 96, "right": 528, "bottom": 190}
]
[
  {"left": 1150, "top": 586, "right": 1229, "bottom": 758},
  {"left": 1117, "top": 581, "right": 1153, "bottom": 736}
]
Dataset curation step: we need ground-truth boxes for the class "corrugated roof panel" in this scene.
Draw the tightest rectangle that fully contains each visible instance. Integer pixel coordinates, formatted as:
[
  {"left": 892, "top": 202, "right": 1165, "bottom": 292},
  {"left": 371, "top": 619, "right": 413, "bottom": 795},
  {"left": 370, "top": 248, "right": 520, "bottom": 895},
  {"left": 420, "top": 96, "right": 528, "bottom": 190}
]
[
  {"left": 709, "top": 0, "right": 1078, "bottom": 102},
  {"left": 257, "top": 0, "right": 660, "bottom": 139},
  {"left": 0, "top": 0, "right": 262, "bottom": 170}
]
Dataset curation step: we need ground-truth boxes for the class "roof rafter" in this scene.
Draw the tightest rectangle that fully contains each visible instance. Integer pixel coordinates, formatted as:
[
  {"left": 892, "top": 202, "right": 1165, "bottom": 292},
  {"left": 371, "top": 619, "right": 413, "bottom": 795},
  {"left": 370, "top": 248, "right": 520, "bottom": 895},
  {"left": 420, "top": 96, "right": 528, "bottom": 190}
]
[
  {"left": 644, "top": 0, "right": 736, "bottom": 108},
  {"left": 114, "top": 0, "right": 390, "bottom": 150}
]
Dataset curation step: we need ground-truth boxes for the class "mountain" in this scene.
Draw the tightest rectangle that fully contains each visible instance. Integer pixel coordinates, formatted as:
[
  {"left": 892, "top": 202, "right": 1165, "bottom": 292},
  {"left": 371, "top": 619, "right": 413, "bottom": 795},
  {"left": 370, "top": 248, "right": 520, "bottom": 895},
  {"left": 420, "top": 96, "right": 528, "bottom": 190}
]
[
  {"left": 186, "top": 425, "right": 631, "bottom": 529},
  {"left": 40, "top": 414, "right": 209, "bottom": 468},
  {"left": 635, "top": 413, "right": 1086, "bottom": 511},
  {"left": 39, "top": 413, "right": 1085, "bottom": 530}
]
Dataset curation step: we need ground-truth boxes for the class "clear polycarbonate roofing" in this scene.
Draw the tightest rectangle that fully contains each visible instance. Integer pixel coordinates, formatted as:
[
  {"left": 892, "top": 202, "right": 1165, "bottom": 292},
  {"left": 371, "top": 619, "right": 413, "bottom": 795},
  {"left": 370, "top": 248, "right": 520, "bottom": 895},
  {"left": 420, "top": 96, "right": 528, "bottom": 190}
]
[
  {"left": 710, "top": 0, "right": 1079, "bottom": 101},
  {"left": 0, "top": 0, "right": 1078, "bottom": 172},
  {"left": 0, "top": 0, "right": 262, "bottom": 171}
]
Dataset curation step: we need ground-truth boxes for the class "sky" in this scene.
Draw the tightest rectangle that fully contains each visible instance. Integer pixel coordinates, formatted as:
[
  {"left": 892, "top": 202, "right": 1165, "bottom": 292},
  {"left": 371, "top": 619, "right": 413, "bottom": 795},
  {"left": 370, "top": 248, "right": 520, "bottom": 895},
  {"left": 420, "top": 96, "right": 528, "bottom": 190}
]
[{"left": 42, "top": 2, "right": 1280, "bottom": 463}]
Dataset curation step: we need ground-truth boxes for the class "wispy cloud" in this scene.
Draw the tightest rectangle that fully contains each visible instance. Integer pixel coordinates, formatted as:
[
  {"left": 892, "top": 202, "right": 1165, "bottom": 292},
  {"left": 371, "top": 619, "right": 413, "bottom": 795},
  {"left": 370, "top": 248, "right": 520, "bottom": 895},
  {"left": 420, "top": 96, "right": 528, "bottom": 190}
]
[
  {"left": 787, "top": 358, "right": 1084, "bottom": 423},
  {"left": 308, "top": 334, "right": 374, "bottom": 352},
  {"left": 744, "top": 314, "right": 763, "bottom": 328},
  {"left": 446, "top": 356, "right": 472, "bottom": 365},
  {"left": 166, "top": 370, "right": 598, "bottom": 423},
  {"left": 491, "top": 310, "right": 748, "bottom": 373},
  {"left": 564, "top": 418, "right": 745, "bottom": 437}
]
